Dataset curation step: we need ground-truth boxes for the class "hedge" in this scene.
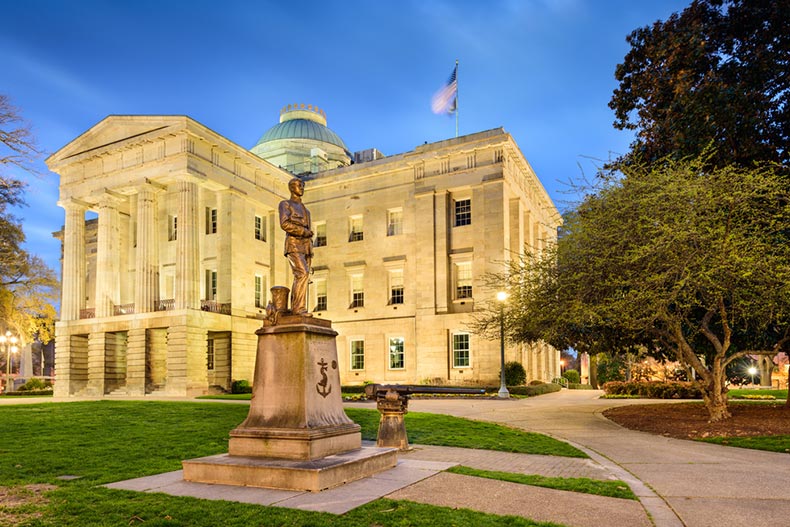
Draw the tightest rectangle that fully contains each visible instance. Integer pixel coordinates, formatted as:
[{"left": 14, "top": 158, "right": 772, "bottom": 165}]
[
  {"left": 507, "top": 382, "right": 562, "bottom": 396},
  {"left": 602, "top": 380, "right": 703, "bottom": 399}
]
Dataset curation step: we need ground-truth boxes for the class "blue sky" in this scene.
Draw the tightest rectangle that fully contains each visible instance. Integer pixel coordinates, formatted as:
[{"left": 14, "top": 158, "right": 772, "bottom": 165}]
[{"left": 3, "top": 0, "right": 689, "bottom": 275}]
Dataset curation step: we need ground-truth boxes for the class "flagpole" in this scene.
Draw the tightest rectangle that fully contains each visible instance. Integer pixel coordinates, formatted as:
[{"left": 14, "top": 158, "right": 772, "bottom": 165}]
[{"left": 455, "top": 59, "right": 459, "bottom": 138}]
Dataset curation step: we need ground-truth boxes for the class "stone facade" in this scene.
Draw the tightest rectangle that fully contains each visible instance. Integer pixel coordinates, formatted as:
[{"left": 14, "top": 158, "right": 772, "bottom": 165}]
[{"left": 48, "top": 110, "right": 561, "bottom": 397}]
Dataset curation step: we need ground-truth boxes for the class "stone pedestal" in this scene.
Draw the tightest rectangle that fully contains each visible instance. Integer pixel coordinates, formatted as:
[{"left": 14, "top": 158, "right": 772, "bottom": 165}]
[
  {"left": 183, "top": 315, "right": 397, "bottom": 491},
  {"left": 375, "top": 389, "right": 412, "bottom": 451}
]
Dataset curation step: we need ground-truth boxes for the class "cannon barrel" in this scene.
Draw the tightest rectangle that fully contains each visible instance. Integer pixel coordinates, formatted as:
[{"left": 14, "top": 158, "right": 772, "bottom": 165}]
[{"left": 364, "top": 383, "right": 485, "bottom": 399}]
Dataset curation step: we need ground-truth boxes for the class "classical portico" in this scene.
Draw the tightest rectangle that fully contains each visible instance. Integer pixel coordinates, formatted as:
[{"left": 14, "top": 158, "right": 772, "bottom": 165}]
[{"left": 49, "top": 116, "right": 293, "bottom": 397}]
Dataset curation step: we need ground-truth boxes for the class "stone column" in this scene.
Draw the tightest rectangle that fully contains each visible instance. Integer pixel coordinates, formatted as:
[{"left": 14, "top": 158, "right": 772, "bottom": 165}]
[
  {"left": 126, "top": 327, "right": 147, "bottom": 396},
  {"left": 165, "top": 323, "right": 208, "bottom": 396},
  {"left": 174, "top": 178, "right": 200, "bottom": 310},
  {"left": 95, "top": 195, "right": 122, "bottom": 318},
  {"left": 59, "top": 200, "right": 87, "bottom": 321},
  {"left": 135, "top": 186, "right": 160, "bottom": 313},
  {"left": 86, "top": 331, "right": 107, "bottom": 396}
]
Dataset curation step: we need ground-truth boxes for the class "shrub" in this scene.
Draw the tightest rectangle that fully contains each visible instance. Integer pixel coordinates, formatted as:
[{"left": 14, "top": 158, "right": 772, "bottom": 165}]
[
  {"left": 18, "top": 378, "right": 50, "bottom": 391},
  {"left": 602, "top": 380, "right": 703, "bottom": 399},
  {"left": 504, "top": 361, "right": 527, "bottom": 386},
  {"left": 508, "top": 383, "right": 562, "bottom": 396},
  {"left": 340, "top": 385, "right": 368, "bottom": 394},
  {"left": 568, "top": 383, "right": 594, "bottom": 390},
  {"left": 562, "top": 369, "right": 581, "bottom": 384},
  {"left": 230, "top": 380, "right": 252, "bottom": 394}
]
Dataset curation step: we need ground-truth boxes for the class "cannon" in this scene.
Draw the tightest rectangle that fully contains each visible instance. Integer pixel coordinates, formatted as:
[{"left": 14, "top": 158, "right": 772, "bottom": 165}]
[{"left": 364, "top": 384, "right": 486, "bottom": 450}]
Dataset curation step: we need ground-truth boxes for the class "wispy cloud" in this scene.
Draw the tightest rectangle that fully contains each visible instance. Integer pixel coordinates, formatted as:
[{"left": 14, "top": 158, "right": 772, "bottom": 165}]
[{"left": 3, "top": 38, "right": 113, "bottom": 107}]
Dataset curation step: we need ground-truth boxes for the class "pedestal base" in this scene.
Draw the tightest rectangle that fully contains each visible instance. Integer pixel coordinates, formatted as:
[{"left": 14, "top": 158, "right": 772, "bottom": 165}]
[
  {"left": 229, "top": 423, "right": 361, "bottom": 460},
  {"left": 182, "top": 446, "right": 397, "bottom": 492}
]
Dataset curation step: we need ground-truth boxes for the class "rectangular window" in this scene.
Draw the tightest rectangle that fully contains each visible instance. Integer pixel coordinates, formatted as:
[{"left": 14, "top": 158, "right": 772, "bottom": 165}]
[
  {"left": 454, "top": 198, "right": 471, "bottom": 227},
  {"left": 206, "top": 208, "right": 217, "bottom": 234},
  {"left": 254, "top": 274, "right": 265, "bottom": 308},
  {"left": 453, "top": 333, "right": 470, "bottom": 368},
  {"left": 349, "top": 215, "right": 364, "bottom": 242},
  {"left": 205, "top": 270, "right": 217, "bottom": 300},
  {"left": 314, "top": 222, "right": 327, "bottom": 247},
  {"left": 207, "top": 339, "right": 215, "bottom": 371},
  {"left": 389, "top": 269, "right": 404, "bottom": 305},
  {"left": 315, "top": 278, "right": 327, "bottom": 311},
  {"left": 387, "top": 208, "right": 403, "bottom": 236},
  {"left": 389, "top": 337, "right": 405, "bottom": 369},
  {"left": 350, "top": 274, "right": 364, "bottom": 308},
  {"left": 350, "top": 339, "right": 365, "bottom": 370},
  {"left": 168, "top": 215, "right": 178, "bottom": 241},
  {"left": 254, "top": 215, "right": 266, "bottom": 241},
  {"left": 455, "top": 261, "right": 472, "bottom": 299}
]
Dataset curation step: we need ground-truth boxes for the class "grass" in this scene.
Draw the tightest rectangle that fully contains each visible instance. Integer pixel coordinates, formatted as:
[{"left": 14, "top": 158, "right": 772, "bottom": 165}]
[
  {"left": 29, "top": 489, "right": 564, "bottom": 526},
  {"left": 700, "top": 435, "right": 790, "bottom": 453},
  {"left": 190, "top": 399, "right": 586, "bottom": 457},
  {"left": 345, "top": 408, "right": 586, "bottom": 457},
  {"left": 0, "top": 401, "right": 580, "bottom": 526},
  {"left": 727, "top": 388, "right": 787, "bottom": 400},
  {"left": 195, "top": 393, "right": 252, "bottom": 400},
  {"left": 447, "top": 466, "right": 637, "bottom": 500}
]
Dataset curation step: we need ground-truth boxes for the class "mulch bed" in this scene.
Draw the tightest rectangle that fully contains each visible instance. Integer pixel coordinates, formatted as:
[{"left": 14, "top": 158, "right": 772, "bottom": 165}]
[{"left": 603, "top": 402, "right": 790, "bottom": 439}]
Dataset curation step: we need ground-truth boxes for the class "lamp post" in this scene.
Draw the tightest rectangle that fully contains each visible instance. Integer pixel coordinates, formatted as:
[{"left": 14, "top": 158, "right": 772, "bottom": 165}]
[
  {"left": 559, "top": 359, "right": 565, "bottom": 375},
  {"left": 1, "top": 331, "right": 19, "bottom": 394},
  {"left": 496, "top": 291, "right": 509, "bottom": 399},
  {"left": 748, "top": 366, "right": 757, "bottom": 387}
]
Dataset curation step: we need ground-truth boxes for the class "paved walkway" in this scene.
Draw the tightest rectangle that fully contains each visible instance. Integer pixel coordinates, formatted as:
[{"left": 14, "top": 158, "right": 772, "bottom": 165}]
[{"left": 394, "top": 390, "right": 790, "bottom": 527}]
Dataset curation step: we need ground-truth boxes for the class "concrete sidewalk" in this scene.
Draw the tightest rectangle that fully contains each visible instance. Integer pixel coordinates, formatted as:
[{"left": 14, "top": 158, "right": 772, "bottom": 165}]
[{"left": 400, "top": 391, "right": 790, "bottom": 527}]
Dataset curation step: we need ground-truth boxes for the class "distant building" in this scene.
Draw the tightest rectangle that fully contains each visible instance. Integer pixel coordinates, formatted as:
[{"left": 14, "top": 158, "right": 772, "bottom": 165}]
[{"left": 48, "top": 104, "right": 561, "bottom": 397}]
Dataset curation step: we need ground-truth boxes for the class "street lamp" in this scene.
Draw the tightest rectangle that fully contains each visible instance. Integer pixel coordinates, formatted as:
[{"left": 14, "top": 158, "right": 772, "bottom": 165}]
[
  {"left": 559, "top": 359, "right": 565, "bottom": 375},
  {"left": 1, "top": 331, "right": 19, "bottom": 394},
  {"left": 748, "top": 366, "right": 757, "bottom": 386},
  {"left": 496, "top": 291, "right": 509, "bottom": 399}
]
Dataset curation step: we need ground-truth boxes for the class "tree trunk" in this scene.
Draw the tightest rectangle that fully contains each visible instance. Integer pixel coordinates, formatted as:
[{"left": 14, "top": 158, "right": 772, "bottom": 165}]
[{"left": 701, "top": 361, "right": 731, "bottom": 422}]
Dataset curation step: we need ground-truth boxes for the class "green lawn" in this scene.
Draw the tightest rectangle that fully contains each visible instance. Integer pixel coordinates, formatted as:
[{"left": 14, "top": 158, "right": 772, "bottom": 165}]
[
  {"left": 447, "top": 466, "right": 637, "bottom": 500},
  {"left": 345, "top": 408, "right": 585, "bottom": 457},
  {"left": 0, "top": 401, "right": 576, "bottom": 527},
  {"left": 727, "top": 388, "right": 787, "bottom": 400},
  {"left": 700, "top": 435, "right": 790, "bottom": 453}
]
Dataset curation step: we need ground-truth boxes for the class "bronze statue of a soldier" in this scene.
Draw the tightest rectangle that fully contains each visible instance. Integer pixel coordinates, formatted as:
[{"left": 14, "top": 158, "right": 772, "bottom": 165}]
[{"left": 278, "top": 178, "right": 313, "bottom": 315}]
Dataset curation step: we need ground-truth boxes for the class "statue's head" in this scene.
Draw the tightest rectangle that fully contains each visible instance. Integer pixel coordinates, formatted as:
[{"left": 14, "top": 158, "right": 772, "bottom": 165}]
[{"left": 288, "top": 178, "right": 304, "bottom": 195}]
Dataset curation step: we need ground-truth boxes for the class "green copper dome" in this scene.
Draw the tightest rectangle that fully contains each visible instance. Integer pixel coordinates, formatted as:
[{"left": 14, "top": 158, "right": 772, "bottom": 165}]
[
  {"left": 254, "top": 118, "right": 349, "bottom": 152},
  {"left": 251, "top": 104, "right": 352, "bottom": 174}
]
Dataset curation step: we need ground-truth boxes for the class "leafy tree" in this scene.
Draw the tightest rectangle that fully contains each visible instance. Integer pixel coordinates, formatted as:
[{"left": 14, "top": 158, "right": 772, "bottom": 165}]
[
  {"left": 595, "top": 354, "right": 626, "bottom": 385},
  {"left": 610, "top": 0, "right": 790, "bottom": 169},
  {"left": 0, "top": 94, "right": 58, "bottom": 345},
  {"left": 485, "top": 157, "right": 790, "bottom": 421}
]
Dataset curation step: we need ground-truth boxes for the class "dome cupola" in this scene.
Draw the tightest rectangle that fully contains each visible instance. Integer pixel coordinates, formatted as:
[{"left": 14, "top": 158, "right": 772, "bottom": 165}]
[{"left": 251, "top": 104, "right": 351, "bottom": 174}]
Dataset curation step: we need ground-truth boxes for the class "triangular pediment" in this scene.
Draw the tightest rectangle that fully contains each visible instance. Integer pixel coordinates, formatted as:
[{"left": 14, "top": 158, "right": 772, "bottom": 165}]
[{"left": 47, "top": 115, "right": 189, "bottom": 168}]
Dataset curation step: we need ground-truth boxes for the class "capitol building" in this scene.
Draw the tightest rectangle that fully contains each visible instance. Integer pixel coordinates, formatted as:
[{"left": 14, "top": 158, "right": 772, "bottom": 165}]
[{"left": 48, "top": 104, "right": 562, "bottom": 397}]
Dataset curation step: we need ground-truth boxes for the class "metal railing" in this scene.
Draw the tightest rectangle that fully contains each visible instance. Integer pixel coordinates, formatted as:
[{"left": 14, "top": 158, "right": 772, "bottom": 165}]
[
  {"left": 200, "top": 300, "right": 231, "bottom": 315},
  {"left": 113, "top": 303, "right": 135, "bottom": 315},
  {"left": 156, "top": 299, "right": 175, "bottom": 311}
]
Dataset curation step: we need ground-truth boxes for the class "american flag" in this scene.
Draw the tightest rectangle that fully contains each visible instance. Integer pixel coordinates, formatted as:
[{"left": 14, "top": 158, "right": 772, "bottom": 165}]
[{"left": 431, "top": 64, "right": 457, "bottom": 114}]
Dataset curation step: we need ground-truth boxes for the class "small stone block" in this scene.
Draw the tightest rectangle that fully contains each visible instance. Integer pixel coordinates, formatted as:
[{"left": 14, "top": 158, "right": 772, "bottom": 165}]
[{"left": 182, "top": 446, "right": 397, "bottom": 492}]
